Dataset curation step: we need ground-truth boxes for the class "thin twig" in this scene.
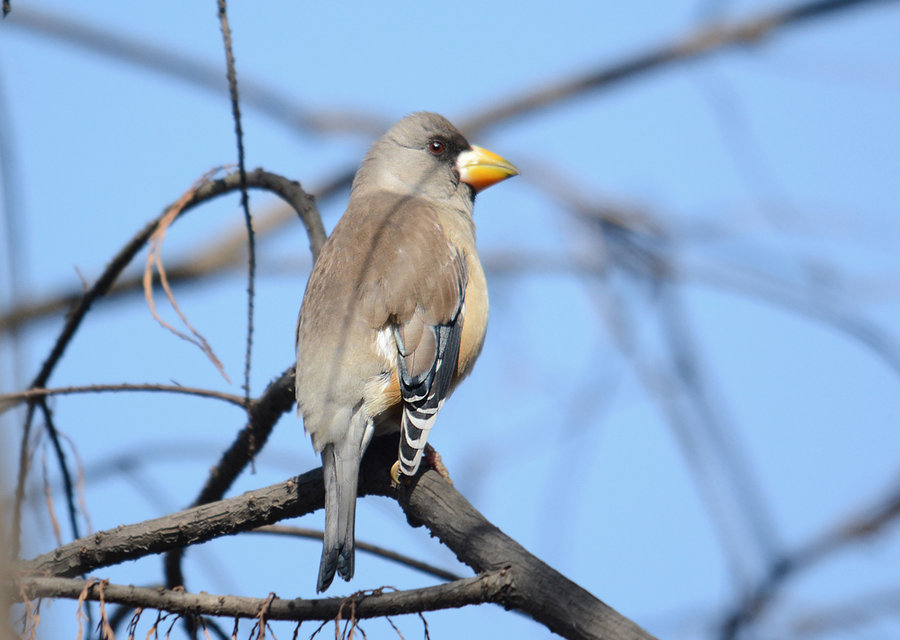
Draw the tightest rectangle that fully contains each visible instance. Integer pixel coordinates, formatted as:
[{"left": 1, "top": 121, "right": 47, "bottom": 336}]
[
  {"left": 0, "top": 383, "right": 249, "bottom": 415},
  {"left": 144, "top": 168, "right": 234, "bottom": 382},
  {"left": 217, "top": 0, "right": 256, "bottom": 405},
  {"left": 251, "top": 525, "right": 462, "bottom": 582},
  {"left": 38, "top": 402, "right": 82, "bottom": 545}
]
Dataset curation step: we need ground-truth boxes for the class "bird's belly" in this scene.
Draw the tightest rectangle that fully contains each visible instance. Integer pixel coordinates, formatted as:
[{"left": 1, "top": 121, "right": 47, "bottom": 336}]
[{"left": 457, "top": 255, "right": 489, "bottom": 379}]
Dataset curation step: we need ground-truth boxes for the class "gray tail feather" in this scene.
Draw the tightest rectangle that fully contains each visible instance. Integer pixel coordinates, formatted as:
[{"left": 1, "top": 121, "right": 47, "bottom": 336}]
[{"left": 317, "top": 442, "right": 359, "bottom": 592}]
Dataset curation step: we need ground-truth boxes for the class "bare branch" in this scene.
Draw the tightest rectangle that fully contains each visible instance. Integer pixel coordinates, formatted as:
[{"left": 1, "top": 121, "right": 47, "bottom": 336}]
[
  {"left": 29, "top": 167, "right": 320, "bottom": 397},
  {"left": 19, "top": 462, "right": 320, "bottom": 579}
]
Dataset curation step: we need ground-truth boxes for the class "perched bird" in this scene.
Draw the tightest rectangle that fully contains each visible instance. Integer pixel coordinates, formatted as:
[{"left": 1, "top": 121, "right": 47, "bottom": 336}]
[{"left": 295, "top": 112, "right": 518, "bottom": 592}]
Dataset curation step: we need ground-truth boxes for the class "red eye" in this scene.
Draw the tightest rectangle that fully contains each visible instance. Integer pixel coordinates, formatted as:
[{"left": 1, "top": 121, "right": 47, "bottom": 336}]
[{"left": 428, "top": 139, "right": 445, "bottom": 155}]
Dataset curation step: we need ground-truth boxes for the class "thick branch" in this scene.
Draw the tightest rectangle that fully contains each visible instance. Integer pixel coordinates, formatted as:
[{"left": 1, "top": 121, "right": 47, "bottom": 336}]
[
  {"left": 18, "top": 436, "right": 656, "bottom": 640},
  {"left": 19, "top": 464, "right": 320, "bottom": 579}
]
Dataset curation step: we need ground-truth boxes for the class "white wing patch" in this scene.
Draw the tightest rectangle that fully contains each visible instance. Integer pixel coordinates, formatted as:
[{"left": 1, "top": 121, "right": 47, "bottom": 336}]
[{"left": 375, "top": 326, "right": 398, "bottom": 368}]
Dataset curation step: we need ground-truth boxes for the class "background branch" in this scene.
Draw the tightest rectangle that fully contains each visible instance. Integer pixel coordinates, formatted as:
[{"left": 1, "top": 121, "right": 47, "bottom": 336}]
[{"left": 3, "top": 0, "right": 891, "bottom": 336}]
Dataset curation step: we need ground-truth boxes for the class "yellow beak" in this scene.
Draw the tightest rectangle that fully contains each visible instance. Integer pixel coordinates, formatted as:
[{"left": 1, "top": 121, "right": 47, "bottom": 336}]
[{"left": 457, "top": 145, "right": 519, "bottom": 193}]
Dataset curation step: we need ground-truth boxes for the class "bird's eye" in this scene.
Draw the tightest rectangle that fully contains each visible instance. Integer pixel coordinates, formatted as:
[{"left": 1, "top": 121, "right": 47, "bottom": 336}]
[{"left": 428, "top": 139, "right": 446, "bottom": 155}]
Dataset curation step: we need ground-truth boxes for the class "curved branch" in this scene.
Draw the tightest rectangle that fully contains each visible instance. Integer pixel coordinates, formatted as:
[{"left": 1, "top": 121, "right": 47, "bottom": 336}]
[
  {"left": 27, "top": 168, "right": 320, "bottom": 397},
  {"left": 0, "top": 173, "right": 333, "bottom": 335},
  {"left": 11, "top": 168, "right": 321, "bottom": 558}
]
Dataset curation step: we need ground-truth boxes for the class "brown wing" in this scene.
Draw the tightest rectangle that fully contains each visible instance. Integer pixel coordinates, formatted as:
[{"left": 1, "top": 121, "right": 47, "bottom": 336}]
[{"left": 352, "top": 192, "right": 468, "bottom": 475}]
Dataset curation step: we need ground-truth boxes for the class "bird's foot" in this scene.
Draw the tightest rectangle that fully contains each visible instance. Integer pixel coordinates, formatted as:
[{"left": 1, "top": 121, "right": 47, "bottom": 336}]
[{"left": 424, "top": 444, "right": 453, "bottom": 485}]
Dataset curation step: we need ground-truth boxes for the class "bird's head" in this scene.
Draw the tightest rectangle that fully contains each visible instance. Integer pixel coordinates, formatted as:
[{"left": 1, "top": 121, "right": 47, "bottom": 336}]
[{"left": 352, "top": 112, "right": 518, "bottom": 206}]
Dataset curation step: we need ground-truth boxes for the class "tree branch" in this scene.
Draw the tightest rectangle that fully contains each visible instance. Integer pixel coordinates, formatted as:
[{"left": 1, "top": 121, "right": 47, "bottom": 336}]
[
  {"left": 20, "top": 445, "right": 318, "bottom": 579},
  {"left": 17, "top": 571, "right": 510, "bottom": 622}
]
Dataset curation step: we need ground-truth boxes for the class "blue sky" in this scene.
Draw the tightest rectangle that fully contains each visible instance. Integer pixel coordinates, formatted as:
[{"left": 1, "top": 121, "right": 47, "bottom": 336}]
[{"left": 2, "top": 1, "right": 900, "bottom": 638}]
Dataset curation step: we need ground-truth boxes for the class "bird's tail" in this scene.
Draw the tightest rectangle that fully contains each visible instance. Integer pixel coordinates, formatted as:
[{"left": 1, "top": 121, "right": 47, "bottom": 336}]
[{"left": 317, "top": 437, "right": 364, "bottom": 592}]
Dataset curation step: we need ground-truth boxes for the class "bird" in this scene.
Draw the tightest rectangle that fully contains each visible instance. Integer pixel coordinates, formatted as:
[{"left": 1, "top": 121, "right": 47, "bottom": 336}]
[{"left": 295, "top": 111, "right": 518, "bottom": 592}]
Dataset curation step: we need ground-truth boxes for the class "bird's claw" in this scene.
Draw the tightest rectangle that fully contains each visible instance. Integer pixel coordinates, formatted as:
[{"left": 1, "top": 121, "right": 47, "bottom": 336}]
[
  {"left": 389, "top": 460, "right": 402, "bottom": 487},
  {"left": 390, "top": 446, "right": 453, "bottom": 487}
]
